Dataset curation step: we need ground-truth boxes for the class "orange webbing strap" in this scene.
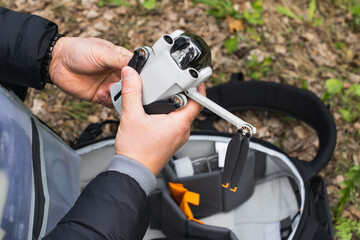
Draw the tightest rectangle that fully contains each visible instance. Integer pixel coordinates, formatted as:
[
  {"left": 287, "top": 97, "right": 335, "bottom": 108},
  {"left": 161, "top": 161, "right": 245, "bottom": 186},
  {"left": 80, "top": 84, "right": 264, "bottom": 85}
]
[{"left": 168, "top": 182, "right": 204, "bottom": 224}]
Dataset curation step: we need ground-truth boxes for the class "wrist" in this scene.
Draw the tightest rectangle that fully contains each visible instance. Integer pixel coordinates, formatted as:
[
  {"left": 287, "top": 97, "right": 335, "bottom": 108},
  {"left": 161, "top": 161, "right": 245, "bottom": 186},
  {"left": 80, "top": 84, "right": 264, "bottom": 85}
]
[
  {"left": 42, "top": 33, "right": 65, "bottom": 86},
  {"left": 115, "top": 149, "right": 168, "bottom": 176}
]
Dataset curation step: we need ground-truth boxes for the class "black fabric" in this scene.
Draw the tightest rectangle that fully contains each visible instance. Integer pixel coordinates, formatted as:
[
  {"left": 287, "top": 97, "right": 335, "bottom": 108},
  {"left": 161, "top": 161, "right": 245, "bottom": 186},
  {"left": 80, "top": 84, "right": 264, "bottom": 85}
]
[
  {"left": 280, "top": 217, "right": 292, "bottom": 240},
  {"left": 181, "top": 172, "right": 223, "bottom": 217},
  {"left": 294, "top": 215, "right": 331, "bottom": 240},
  {"left": 44, "top": 171, "right": 150, "bottom": 240},
  {"left": 0, "top": 7, "right": 58, "bottom": 90},
  {"left": 187, "top": 221, "right": 232, "bottom": 240},
  {"left": 292, "top": 182, "right": 332, "bottom": 240},
  {"left": 309, "top": 176, "right": 334, "bottom": 238},
  {"left": 150, "top": 190, "right": 188, "bottom": 238},
  {"left": 205, "top": 80, "right": 337, "bottom": 180},
  {"left": 149, "top": 190, "right": 236, "bottom": 240},
  {"left": 254, "top": 151, "right": 266, "bottom": 180},
  {"left": 152, "top": 238, "right": 210, "bottom": 240},
  {"left": 0, "top": 81, "right": 27, "bottom": 101},
  {"left": 71, "top": 120, "right": 119, "bottom": 149}
]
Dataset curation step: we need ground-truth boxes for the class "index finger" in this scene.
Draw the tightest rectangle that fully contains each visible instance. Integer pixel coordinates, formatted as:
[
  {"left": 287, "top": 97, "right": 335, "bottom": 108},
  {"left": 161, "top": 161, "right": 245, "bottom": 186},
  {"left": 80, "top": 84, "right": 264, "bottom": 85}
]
[{"left": 98, "top": 42, "right": 133, "bottom": 70}]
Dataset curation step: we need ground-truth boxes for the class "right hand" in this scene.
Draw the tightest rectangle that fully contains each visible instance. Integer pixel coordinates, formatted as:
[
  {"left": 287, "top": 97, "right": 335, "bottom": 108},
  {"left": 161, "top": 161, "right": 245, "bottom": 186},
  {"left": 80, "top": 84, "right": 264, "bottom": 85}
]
[
  {"left": 49, "top": 37, "right": 132, "bottom": 108},
  {"left": 114, "top": 66, "right": 205, "bottom": 176}
]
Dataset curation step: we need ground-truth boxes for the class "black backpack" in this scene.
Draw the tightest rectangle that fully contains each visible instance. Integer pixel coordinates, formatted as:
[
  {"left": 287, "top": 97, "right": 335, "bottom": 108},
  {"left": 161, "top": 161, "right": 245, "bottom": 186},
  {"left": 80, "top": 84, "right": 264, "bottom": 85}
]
[
  {"left": 146, "top": 79, "right": 336, "bottom": 240},
  {"left": 72, "top": 78, "right": 336, "bottom": 240}
]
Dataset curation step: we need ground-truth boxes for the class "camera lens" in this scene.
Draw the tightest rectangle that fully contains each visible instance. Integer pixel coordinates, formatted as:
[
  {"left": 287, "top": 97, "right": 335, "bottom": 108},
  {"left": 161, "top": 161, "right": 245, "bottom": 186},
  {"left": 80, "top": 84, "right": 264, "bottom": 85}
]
[
  {"left": 189, "top": 69, "right": 199, "bottom": 78},
  {"left": 163, "top": 35, "right": 173, "bottom": 44}
]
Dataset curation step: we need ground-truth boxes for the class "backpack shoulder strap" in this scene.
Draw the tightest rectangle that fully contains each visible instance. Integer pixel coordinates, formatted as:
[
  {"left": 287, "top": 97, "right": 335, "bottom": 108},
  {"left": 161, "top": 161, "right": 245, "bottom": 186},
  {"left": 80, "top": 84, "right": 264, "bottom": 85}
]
[{"left": 204, "top": 80, "right": 336, "bottom": 180}]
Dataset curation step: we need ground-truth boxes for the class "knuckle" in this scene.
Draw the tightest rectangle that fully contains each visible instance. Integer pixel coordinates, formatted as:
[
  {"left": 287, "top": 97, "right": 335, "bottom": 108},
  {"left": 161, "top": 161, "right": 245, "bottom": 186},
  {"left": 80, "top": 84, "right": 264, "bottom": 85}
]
[{"left": 115, "top": 47, "right": 132, "bottom": 64}]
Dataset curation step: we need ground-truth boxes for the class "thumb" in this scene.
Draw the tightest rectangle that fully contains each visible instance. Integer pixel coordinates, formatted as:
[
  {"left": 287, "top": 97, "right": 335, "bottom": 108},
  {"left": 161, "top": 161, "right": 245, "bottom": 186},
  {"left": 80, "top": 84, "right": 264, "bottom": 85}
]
[{"left": 120, "top": 66, "right": 145, "bottom": 116}]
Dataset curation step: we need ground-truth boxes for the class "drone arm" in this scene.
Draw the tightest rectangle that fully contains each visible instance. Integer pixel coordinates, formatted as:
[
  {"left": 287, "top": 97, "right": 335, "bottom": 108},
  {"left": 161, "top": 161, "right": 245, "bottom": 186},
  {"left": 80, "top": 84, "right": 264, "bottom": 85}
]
[{"left": 185, "top": 88, "right": 256, "bottom": 135}]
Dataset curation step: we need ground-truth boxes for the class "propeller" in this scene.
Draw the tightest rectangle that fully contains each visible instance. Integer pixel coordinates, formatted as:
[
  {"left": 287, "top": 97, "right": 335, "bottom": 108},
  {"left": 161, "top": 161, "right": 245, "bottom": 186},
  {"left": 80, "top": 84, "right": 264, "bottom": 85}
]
[{"left": 222, "top": 129, "right": 251, "bottom": 192}]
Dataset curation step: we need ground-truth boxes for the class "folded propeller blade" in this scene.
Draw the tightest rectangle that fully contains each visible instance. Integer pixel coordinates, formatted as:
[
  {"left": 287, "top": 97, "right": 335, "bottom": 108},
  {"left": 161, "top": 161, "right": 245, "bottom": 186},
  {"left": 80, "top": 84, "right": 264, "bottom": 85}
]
[
  {"left": 229, "top": 132, "right": 250, "bottom": 192},
  {"left": 222, "top": 129, "right": 243, "bottom": 188}
]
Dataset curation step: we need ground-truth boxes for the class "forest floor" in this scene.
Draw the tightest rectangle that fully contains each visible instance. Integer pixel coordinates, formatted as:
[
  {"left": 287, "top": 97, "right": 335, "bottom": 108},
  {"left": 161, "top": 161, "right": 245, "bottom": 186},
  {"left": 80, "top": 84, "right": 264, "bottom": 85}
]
[{"left": 3, "top": 0, "right": 360, "bottom": 238}]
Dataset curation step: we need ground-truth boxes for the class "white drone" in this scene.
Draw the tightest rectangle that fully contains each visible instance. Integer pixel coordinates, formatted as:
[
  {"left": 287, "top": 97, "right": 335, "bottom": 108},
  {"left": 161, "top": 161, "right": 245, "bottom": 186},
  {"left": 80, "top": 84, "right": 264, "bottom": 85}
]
[{"left": 110, "top": 30, "right": 256, "bottom": 192}]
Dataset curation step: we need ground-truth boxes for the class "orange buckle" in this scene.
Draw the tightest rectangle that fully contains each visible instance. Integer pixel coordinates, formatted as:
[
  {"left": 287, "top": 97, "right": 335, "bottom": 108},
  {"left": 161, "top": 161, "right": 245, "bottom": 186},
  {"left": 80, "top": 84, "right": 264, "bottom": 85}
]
[
  {"left": 222, "top": 183, "right": 229, "bottom": 188},
  {"left": 230, "top": 187, "right": 237, "bottom": 192}
]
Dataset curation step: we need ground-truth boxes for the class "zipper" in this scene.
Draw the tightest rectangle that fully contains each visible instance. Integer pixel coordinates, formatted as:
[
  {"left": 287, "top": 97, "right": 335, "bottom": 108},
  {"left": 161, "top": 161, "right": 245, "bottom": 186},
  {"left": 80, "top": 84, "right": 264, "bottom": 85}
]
[{"left": 31, "top": 118, "right": 45, "bottom": 239}]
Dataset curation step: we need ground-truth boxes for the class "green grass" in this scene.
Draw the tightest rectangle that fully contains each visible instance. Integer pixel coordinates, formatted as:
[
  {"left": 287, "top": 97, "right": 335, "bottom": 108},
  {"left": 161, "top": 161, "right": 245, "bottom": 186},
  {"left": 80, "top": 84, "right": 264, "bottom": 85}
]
[
  {"left": 97, "top": 0, "right": 131, "bottom": 7},
  {"left": 210, "top": 72, "right": 230, "bottom": 85},
  {"left": 276, "top": 0, "right": 323, "bottom": 27},
  {"left": 142, "top": 0, "right": 157, "bottom": 10},
  {"left": 335, "top": 218, "right": 360, "bottom": 240},
  {"left": 193, "top": 0, "right": 264, "bottom": 25},
  {"left": 193, "top": 0, "right": 242, "bottom": 19},
  {"left": 323, "top": 78, "right": 360, "bottom": 123},
  {"left": 332, "top": 0, "right": 360, "bottom": 31},
  {"left": 333, "top": 164, "right": 360, "bottom": 239},
  {"left": 62, "top": 100, "right": 98, "bottom": 122},
  {"left": 244, "top": 55, "right": 273, "bottom": 80}
]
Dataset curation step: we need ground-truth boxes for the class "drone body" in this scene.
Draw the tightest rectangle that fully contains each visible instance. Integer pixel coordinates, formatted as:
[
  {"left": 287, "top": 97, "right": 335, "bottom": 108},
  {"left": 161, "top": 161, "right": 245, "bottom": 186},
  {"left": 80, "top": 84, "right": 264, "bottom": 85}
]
[{"left": 111, "top": 30, "right": 212, "bottom": 115}]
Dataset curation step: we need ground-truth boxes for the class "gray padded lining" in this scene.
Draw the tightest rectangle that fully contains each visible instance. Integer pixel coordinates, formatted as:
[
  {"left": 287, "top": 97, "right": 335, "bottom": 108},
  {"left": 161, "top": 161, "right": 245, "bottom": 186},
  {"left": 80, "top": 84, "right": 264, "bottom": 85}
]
[
  {"left": 199, "top": 176, "right": 297, "bottom": 240},
  {"left": 163, "top": 136, "right": 303, "bottom": 240},
  {"left": 175, "top": 140, "right": 217, "bottom": 159},
  {"left": 78, "top": 136, "right": 303, "bottom": 240},
  {"left": 78, "top": 145, "right": 114, "bottom": 190}
]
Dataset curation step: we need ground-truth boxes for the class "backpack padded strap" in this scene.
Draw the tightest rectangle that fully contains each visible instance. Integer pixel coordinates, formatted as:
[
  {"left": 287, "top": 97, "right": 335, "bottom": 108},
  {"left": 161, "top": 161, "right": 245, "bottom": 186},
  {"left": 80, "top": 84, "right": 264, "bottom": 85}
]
[{"left": 205, "top": 81, "right": 336, "bottom": 180}]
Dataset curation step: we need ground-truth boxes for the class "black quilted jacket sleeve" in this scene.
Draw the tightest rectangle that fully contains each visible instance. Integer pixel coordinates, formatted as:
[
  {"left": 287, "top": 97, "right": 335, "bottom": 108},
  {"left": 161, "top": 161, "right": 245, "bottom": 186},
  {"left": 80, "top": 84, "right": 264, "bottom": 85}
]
[
  {"left": 44, "top": 171, "right": 151, "bottom": 240},
  {"left": 0, "top": 7, "right": 57, "bottom": 90}
]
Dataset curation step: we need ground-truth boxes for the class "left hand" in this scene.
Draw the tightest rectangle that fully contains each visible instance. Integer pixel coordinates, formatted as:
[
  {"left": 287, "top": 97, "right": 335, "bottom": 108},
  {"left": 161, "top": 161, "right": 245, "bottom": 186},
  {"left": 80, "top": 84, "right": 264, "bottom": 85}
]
[{"left": 49, "top": 37, "right": 132, "bottom": 107}]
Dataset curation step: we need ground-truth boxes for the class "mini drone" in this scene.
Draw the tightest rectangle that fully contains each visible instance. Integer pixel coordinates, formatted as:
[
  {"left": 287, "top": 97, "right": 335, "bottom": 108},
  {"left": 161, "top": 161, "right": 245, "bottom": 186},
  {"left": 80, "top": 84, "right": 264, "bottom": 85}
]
[{"left": 110, "top": 30, "right": 256, "bottom": 192}]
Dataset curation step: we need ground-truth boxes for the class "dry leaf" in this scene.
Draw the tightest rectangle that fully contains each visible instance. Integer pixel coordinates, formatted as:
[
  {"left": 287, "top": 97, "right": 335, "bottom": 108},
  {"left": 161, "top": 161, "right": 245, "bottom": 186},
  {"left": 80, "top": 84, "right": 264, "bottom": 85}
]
[
  {"left": 301, "top": 32, "right": 316, "bottom": 41},
  {"left": 275, "top": 45, "right": 287, "bottom": 54},
  {"left": 86, "top": 9, "right": 99, "bottom": 19},
  {"left": 88, "top": 115, "right": 100, "bottom": 123},
  {"left": 349, "top": 73, "right": 360, "bottom": 84},
  {"left": 31, "top": 99, "right": 45, "bottom": 116},
  {"left": 293, "top": 126, "right": 308, "bottom": 139},
  {"left": 348, "top": 205, "right": 360, "bottom": 219},
  {"left": 226, "top": 15, "right": 244, "bottom": 33},
  {"left": 336, "top": 175, "right": 345, "bottom": 185}
]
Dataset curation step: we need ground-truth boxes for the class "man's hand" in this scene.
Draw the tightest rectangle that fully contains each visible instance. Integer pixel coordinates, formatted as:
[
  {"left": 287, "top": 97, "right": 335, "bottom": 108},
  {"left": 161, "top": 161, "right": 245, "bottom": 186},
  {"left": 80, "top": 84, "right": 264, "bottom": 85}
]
[
  {"left": 115, "top": 66, "right": 205, "bottom": 176},
  {"left": 49, "top": 37, "right": 132, "bottom": 107}
]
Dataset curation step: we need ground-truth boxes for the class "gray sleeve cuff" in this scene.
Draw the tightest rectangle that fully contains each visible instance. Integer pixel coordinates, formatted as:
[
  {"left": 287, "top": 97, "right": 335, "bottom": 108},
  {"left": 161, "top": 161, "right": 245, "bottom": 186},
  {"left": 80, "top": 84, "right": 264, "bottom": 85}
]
[{"left": 108, "top": 155, "right": 157, "bottom": 195}]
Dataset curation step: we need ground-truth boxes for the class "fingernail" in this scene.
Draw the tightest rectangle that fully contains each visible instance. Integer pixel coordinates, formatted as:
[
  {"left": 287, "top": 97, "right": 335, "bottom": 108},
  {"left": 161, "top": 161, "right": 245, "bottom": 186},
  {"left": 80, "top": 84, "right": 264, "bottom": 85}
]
[{"left": 121, "top": 67, "right": 135, "bottom": 81}]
